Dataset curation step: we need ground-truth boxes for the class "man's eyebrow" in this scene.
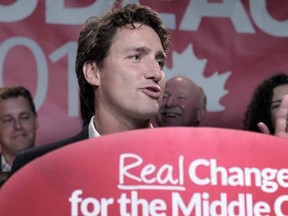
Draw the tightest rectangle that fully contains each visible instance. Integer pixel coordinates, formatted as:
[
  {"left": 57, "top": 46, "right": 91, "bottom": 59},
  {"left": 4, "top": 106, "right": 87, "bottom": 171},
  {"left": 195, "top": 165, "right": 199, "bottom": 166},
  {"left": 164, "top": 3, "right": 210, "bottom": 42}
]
[
  {"left": 20, "top": 111, "right": 31, "bottom": 115},
  {"left": 127, "top": 46, "right": 149, "bottom": 53},
  {"left": 0, "top": 114, "right": 11, "bottom": 119},
  {"left": 156, "top": 50, "right": 167, "bottom": 61},
  {"left": 127, "top": 46, "right": 167, "bottom": 59},
  {"left": 272, "top": 99, "right": 282, "bottom": 104}
]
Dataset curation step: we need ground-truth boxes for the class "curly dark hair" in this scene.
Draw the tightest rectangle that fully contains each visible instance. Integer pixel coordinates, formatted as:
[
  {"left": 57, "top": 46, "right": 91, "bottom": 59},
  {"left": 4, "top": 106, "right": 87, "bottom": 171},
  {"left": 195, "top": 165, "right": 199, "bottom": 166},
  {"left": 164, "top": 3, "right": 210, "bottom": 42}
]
[
  {"left": 75, "top": 3, "right": 171, "bottom": 126},
  {"left": 243, "top": 73, "right": 288, "bottom": 133}
]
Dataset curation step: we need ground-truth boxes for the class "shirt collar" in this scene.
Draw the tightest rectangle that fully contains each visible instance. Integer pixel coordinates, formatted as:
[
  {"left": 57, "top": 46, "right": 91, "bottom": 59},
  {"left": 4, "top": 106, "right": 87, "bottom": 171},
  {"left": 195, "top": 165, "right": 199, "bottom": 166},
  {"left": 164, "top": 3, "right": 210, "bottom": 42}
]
[
  {"left": 88, "top": 116, "right": 100, "bottom": 138},
  {"left": 88, "top": 116, "right": 153, "bottom": 138},
  {"left": 1, "top": 155, "right": 11, "bottom": 172}
]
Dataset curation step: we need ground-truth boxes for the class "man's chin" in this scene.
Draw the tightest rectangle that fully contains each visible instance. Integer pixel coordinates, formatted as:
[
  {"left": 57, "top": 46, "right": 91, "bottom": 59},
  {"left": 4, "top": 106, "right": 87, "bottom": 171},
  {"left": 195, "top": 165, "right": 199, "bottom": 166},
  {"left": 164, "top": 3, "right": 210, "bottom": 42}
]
[
  {"left": 161, "top": 118, "right": 183, "bottom": 127},
  {"left": 12, "top": 140, "right": 34, "bottom": 151}
]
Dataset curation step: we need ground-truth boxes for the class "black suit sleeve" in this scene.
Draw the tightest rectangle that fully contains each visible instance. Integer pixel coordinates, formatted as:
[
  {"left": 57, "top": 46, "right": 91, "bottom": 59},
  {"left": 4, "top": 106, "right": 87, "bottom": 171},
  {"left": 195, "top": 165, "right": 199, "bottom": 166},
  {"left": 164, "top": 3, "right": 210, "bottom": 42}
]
[{"left": 10, "top": 126, "right": 89, "bottom": 177}]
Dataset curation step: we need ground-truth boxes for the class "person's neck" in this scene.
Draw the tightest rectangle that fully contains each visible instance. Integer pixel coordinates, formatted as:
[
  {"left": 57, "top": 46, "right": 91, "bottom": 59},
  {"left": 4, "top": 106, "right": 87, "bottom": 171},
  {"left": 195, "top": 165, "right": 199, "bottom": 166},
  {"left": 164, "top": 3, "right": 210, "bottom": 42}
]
[{"left": 93, "top": 111, "right": 151, "bottom": 135}]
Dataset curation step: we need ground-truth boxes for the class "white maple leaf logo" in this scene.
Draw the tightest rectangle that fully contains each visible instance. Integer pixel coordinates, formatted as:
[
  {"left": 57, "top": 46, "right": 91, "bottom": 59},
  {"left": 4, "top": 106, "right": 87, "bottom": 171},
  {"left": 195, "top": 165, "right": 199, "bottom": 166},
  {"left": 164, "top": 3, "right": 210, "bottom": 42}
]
[{"left": 164, "top": 44, "right": 231, "bottom": 112}]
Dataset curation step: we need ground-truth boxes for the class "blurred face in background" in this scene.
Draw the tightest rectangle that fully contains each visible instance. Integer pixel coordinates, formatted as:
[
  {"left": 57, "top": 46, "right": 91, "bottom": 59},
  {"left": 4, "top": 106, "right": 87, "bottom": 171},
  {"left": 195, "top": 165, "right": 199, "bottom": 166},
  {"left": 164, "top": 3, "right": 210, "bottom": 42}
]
[
  {"left": 270, "top": 84, "right": 288, "bottom": 129},
  {"left": 0, "top": 96, "right": 38, "bottom": 160},
  {"left": 156, "top": 77, "right": 203, "bottom": 126}
]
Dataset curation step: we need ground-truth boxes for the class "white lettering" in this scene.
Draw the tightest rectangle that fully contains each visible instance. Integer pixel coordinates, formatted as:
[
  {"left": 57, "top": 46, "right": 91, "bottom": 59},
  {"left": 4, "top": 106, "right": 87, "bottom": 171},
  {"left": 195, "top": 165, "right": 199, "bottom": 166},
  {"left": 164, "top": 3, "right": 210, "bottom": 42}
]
[
  {"left": 118, "top": 193, "right": 131, "bottom": 216},
  {"left": 69, "top": 189, "right": 83, "bottom": 216},
  {"left": 119, "top": 153, "right": 184, "bottom": 190},
  {"left": 180, "top": 0, "right": 255, "bottom": 33},
  {"left": 277, "top": 169, "right": 288, "bottom": 187},
  {"left": 0, "top": 0, "right": 38, "bottom": 22},
  {"left": 172, "top": 192, "right": 201, "bottom": 215},
  {"left": 49, "top": 42, "right": 79, "bottom": 117},
  {"left": 188, "top": 159, "right": 210, "bottom": 185},
  {"left": 274, "top": 195, "right": 288, "bottom": 216},
  {"left": 0, "top": 37, "right": 48, "bottom": 111},
  {"left": 172, "top": 192, "right": 270, "bottom": 215},
  {"left": 250, "top": 0, "right": 288, "bottom": 37},
  {"left": 119, "top": 153, "right": 143, "bottom": 184},
  {"left": 118, "top": 191, "right": 167, "bottom": 216},
  {"left": 69, "top": 189, "right": 114, "bottom": 216},
  {"left": 46, "top": 0, "right": 116, "bottom": 25},
  {"left": 189, "top": 158, "right": 288, "bottom": 193}
]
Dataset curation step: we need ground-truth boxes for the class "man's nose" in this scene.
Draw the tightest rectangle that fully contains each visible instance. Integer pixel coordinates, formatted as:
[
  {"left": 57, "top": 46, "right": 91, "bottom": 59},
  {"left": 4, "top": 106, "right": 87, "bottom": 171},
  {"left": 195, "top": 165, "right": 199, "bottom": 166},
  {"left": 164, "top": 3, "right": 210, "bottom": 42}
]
[
  {"left": 144, "top": 60, "right": 163, "bottom": 83},
  {"left": 13, "top": 119, "right": 23, "bottom": 130},
  {"left": 165, "top": 96, "right": 175, "bottom": 107}
]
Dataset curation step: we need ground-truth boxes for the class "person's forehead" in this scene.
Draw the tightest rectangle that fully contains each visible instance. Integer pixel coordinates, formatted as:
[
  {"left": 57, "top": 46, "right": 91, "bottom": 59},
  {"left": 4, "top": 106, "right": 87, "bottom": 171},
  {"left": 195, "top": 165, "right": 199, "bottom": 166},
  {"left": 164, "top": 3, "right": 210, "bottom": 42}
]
[
  {"left": 112, "top": 23, "right": 161, "bottom": 46},
  {"left": 166, "top": 79, "right": 198, "bottom": 94},
  {"left": 0, "top": 96, "right": 31, "bottom": 115},
  {"left": 273, "top": 84, "right": 288, "bottom": 100}
]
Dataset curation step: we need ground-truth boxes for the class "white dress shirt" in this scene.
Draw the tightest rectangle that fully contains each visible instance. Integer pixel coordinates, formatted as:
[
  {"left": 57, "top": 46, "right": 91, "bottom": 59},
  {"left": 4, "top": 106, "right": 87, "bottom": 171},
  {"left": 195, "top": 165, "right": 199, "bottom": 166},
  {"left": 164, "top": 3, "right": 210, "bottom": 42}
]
[
  {"left": 1, "top": 155, "right": 11, "bottom": 172},
  {"left": 88, "top": 115, "right": 153, "bottom": 138}
]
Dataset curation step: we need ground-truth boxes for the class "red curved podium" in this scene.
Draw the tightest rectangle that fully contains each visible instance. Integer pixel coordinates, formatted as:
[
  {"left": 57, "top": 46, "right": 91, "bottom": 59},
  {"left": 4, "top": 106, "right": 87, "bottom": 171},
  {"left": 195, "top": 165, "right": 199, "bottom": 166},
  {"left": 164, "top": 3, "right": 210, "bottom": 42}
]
[{"left": 0, "top": 127, "right": 288, "bottom": 215}]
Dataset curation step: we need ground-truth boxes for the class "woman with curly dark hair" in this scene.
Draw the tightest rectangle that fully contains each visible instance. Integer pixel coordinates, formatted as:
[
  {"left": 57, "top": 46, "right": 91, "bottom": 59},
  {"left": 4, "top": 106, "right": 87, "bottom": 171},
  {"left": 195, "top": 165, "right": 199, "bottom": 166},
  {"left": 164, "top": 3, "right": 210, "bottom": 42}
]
[{"left": 243, "top": 73, "right": 288, "bottom": 135}]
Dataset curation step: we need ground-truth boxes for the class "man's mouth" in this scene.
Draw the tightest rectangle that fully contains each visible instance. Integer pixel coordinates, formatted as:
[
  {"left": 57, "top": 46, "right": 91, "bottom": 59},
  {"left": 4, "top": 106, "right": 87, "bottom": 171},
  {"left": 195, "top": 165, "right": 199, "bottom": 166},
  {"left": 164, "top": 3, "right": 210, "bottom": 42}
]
[
  {"left": 142, "top": 86, "right": 161, "bottom": 99},
  {"left": 12, "top": 134, "right": 26, "bottom": 139},
  {"left": 163, "top": 112, "right": 180, "bottom": 118},
  {"left": 161, "top": 109, "right": 183, "bottom": 118}
]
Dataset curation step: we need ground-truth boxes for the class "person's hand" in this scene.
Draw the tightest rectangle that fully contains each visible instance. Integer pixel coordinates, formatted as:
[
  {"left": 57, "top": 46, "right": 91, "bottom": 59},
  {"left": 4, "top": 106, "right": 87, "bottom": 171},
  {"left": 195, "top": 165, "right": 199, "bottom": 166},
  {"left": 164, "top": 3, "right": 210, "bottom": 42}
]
[
  {"left": 257, "top": 122, "right": 270, "bottom": 134},
  {"left": 258, "top": 95, "right": 288, "bottom": 139},
  {"left": 274, "top": 94, "right": 288, "bottom": 138}
]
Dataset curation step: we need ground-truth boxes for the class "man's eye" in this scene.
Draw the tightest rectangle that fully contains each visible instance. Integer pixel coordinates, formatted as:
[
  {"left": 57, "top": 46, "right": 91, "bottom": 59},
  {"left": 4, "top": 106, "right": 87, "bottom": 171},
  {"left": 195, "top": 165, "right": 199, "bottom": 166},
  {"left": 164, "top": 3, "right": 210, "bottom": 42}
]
[
  {"left": 271, "top": 101, "right": 281, "bottom": 110},
  {"left": 129, "top": 54, "right": 141, "bottom": 61},
  {"left": 20, "top": 114, "right": 31, "bottom": 120},
  {"left": 163, "top": 92, "right": 170, "bottom": 99},
  {"left": 271, "top": 104, "right": 280, "bottom": 110},
  {"left": 177, "top": 96, "right": 185, "bottom": 100},
  {"left": 2, "top": 118, "right": 12, "bottom": 123},
  {"left": 157, "top": 60, "right": 165, "bottom": 69},
  {"left": 1, "top": 118, "right": 13, "bottom": 126}
]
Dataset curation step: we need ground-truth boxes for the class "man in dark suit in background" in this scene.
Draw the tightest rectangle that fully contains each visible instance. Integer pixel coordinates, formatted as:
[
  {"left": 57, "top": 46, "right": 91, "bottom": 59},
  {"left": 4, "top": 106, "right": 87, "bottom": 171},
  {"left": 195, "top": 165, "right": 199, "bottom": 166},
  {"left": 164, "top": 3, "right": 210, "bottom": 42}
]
[
  {"left": 0, "top": 86, "right": 38, "bottom": 172},
  {"left": 9, "top": 3, "right": 170, "bottom": 176},
  {"left": 0, "top": 86, "right": 38, "bottom": 186}
]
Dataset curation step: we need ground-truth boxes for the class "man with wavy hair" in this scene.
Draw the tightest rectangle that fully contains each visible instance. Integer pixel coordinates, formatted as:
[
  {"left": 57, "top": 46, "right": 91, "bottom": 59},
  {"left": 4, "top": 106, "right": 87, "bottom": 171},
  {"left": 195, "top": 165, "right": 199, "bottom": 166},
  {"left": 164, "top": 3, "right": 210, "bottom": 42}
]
[{"left": 10, "top": 3, "right": 170, "bottom": 176}]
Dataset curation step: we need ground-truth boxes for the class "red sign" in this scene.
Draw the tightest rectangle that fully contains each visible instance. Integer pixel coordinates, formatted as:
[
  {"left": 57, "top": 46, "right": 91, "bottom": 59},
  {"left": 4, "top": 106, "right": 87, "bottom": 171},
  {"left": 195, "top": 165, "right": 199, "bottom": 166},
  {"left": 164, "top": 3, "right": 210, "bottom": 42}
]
[{"left": 0, "top": 128, "right": 288, "bottom": 215}]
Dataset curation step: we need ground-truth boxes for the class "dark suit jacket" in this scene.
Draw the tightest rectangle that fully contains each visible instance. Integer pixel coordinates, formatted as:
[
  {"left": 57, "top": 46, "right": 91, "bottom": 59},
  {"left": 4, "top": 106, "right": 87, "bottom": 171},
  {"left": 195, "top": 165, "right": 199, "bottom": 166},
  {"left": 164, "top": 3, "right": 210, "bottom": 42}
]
[
  {"left": 0, "top": 155, "right": 10, "bottom": 187},
  {"left": 0, "top": 155, "right": 3, "bottom": 172},
  {"left": 10, "top": 125, "right": 89, "bottom": 176}
]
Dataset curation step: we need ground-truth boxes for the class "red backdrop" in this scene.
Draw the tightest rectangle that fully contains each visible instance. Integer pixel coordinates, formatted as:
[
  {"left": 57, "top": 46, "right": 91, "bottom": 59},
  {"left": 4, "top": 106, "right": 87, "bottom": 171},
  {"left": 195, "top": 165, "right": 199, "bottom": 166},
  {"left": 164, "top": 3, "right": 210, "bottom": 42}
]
[{"left": 1, "top": 0, "right": 288, "bottom": 145}]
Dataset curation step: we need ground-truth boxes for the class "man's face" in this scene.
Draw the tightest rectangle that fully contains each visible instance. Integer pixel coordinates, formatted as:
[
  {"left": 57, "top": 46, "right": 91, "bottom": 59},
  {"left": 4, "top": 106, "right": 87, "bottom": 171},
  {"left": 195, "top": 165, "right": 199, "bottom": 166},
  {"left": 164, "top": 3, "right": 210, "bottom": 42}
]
[
  {"left": 0, "top": 96, "right": 38, "bottom": 156},
  {"left": 271, "top": 84, "right": 288, "bottom": 128},
  {"left": 96, "top": 24, "right": 167, "bottom": 121},
  {"left": 156, "top": 78, "right": 200, "bottom": 126}
]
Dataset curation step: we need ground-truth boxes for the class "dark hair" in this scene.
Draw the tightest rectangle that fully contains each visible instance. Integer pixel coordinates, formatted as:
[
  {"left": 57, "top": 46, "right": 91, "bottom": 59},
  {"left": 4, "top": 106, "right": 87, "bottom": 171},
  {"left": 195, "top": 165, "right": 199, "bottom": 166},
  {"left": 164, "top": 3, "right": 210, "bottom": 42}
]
[
  {"left": 243, "top": 73, "right": 288, "bottom": 133},
  {"left": 0, "top": 86, "right": 37, "bottom": 116},
  {"left": 75, "top": 3, "right": 170, "bottom": 121}
]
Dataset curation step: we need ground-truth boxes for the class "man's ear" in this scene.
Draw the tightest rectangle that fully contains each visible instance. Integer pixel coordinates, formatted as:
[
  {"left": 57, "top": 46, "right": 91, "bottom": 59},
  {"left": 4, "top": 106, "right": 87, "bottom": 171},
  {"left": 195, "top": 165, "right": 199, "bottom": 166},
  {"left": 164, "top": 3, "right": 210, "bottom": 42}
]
[
  {"left": 197, "top": 108, "right": 206, "bottom": 123},
  {"left": 82, "top": 61, "right": 100, "bottom": 86},
  {"left": 35, "top": 117, "right": 40, "bottom": 129}
]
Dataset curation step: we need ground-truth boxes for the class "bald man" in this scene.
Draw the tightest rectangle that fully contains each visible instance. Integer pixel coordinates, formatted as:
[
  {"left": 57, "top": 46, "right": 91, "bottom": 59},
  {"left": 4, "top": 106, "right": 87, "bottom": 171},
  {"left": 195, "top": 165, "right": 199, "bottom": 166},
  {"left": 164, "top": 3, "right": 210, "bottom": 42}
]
[{"left": 155, "top": 76, "right": 206, "bottom": 127}]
